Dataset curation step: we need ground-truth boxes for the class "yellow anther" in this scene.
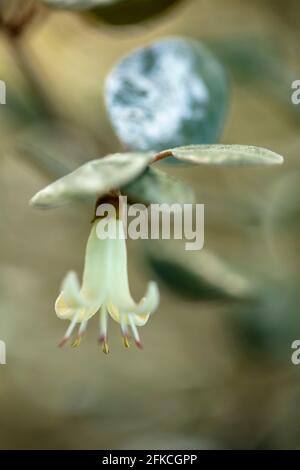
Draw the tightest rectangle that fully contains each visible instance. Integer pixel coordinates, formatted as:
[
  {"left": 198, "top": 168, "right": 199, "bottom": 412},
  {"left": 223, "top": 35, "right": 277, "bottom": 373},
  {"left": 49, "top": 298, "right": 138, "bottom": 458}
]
[
  {"left": 71, "top": 337, "right": 82, "bottom": 348},
  {"left": 123, "top": 337, "right": 130, "bottom": 348},
  {"left": 102, "top": 342, "right": 109, "bottom": 355}
]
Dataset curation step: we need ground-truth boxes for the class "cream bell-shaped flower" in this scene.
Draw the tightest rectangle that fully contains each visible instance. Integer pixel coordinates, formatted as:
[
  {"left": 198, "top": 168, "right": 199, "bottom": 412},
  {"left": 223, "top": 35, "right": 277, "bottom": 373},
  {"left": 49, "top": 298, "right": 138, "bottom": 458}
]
[{"left": 55, "top": 214, "right": 159, "bottom": 353}]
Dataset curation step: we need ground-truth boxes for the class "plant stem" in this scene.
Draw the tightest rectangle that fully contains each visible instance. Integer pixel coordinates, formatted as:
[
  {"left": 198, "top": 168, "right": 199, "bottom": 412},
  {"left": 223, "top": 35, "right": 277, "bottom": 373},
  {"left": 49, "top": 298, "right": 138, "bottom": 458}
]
[{"left": 152, "top": 149, "right": 173, "bottom": 163}]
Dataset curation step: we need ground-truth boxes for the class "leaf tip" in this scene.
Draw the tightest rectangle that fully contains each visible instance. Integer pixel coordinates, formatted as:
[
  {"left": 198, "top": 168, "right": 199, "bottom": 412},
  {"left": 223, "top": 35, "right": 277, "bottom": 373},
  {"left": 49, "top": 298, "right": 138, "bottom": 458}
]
[{"left": 29, "top": 189, "right": 52, "bottom": 210}]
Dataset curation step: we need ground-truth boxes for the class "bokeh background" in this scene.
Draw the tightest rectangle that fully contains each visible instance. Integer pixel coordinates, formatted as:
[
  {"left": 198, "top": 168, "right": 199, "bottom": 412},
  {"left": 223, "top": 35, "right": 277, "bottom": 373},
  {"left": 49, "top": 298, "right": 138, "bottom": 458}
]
[{"left": 0, "top": 0, "right": 300, "bottom": 450}]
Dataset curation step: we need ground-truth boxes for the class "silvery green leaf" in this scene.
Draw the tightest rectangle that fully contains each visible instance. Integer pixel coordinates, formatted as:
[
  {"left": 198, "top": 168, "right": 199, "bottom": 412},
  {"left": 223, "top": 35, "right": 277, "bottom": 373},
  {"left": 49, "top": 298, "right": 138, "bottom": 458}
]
[
  {"left": 166, "top": 144, "right": 284, "bottom": 166},
  {"left": 41, "top": 0, "right": 121, "bottom": 9},
  {"left": 105, "top": 37, "right": 228, "bottom": 152},
  {"left": 147, "top": 241, "right": 253, "bottom": 301},
  {"left": 122, "top": 167, "right": 195, "bottom": 205},
  {"left": 30, "top": 152, "right": 154, "bottom": 209}
]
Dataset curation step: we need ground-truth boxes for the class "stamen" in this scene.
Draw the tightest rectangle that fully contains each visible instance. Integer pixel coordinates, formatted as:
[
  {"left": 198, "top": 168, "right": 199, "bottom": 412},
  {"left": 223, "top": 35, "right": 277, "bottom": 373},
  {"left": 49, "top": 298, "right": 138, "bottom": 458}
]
[
  {"left": 71, "top": 320, "right": 88, "bottom": 348},
  {"left": 128, "top": 315, "right": 143, "bottom": 350},
  {"left": 58, "top": 337, "right": 69, "bottom": 348},
  {"left": 79, "top": 319, "right": 88, "bottom": 336},
  {"left": 102, "top": 341, "right": 109, "bottom": 355},
  {"left": 120, "top": 314, "right": 130, "bottom": 348},
  {"left": 58, "top": 310, "right": 81, "bottom": 348},
  {"left": 71, "top": 337, "right": 82, "bottom": 348},
  {"left": 99, "top": 306, "right": 109, "bottom": 354}
]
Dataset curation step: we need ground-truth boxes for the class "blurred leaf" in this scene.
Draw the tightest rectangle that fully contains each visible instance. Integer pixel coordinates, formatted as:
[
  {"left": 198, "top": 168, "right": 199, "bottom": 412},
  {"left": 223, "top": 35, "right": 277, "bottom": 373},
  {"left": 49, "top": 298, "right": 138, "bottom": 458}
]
[
  {"left": 30, "top": 150, "right": 154, "bottom": 209},
  {"left": 122, "top": 166, "right": 195, "bottom": 205},
  {"left": 0, "top": 0, "right": 37, "bottom": 31},
  {"left": 11, "top": 122, "right": 99, "bottom": 179},
  {"left": 147, "top": 241, "right": 253, "bottom": 301},
  {"left": 4, "top": 86, "right": 52, "bottom": 125},
  {"left": 41, "top": 0, "right": 121, "bottom": 8},
  {"left": 207, "top": 36, "right": 284, "bottom": 83},
  {"left": 87, "top": 0, "right": 184, "bottom": 26},
  {"left": 164, "top": 144, "right": 284, "bottom": 166},
  {"left": 208, "top": 36, "right": 300, "bottom": 121},
  {"left": 231, "top": 285, "right": 300, "bottom": 364},
  {"left": 42, "top": 0, "right": 184, "bottom": 25},
  {"left": 105, "top": 37, "right": 229, "bottom": 152},
  {"left": 264, "top": 172, "right": 300, "bottom": 279},
  {"left": 267, "top": 173, "right": 300, "bottom": 230}
]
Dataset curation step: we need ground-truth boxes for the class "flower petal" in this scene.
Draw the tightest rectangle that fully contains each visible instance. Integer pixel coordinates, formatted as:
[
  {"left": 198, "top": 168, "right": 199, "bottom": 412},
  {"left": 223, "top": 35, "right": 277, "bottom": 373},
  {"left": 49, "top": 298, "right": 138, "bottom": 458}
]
[
  {"left": 105, "top": 219, "right": 160, "bottom": 325},
  {"left": 60, "top": 271, "right": 86, "bottom": 307},
  {"left": 55, "top": 221, "right": 112, "bottom": 322},
  {"left": 106, "top": 219, "right": 140, "bottom": 312},
  {"left": 134, "top": 281, "right": 160, "bottom": 318}
]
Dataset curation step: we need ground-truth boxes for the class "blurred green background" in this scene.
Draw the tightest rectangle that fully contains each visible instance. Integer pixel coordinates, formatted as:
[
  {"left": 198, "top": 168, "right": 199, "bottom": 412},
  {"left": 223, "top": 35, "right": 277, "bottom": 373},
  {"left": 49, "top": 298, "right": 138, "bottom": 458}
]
[{"left": 1, "top": 0, "right": 300, "bottom": 450}]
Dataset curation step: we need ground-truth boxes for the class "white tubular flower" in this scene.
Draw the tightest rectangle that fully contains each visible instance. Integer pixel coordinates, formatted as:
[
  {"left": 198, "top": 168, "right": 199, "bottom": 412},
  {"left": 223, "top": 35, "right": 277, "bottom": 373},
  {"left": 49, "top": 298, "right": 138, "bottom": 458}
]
[{"left": 55, "top": 214, "right": 159, "bottom": 353}]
